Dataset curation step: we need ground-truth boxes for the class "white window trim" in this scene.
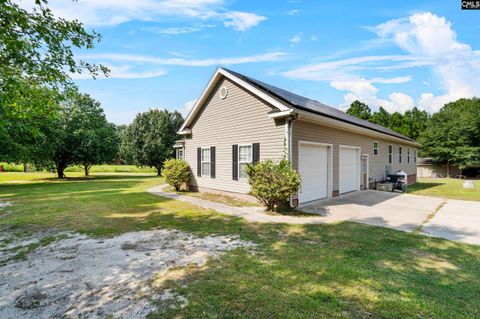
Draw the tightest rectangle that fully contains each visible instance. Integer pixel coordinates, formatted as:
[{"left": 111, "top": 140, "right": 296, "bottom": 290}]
[
  {"left": 373, "top": 141, "right": 379, "bottom": 156},
  {"left": 238, "top": 144, "right": 253, "bottom": 180},
  {"left": 399, "top": 146, "right": 403, "bottom": 164},
  {"left": 388, "top": 144, "right": 393, "bottom": 164},
  {"left": 201, "top": 147, "right": 211, "bottom": 177},
  {"left": 177, "top": 148, "right": 184, "bottom": 160}
]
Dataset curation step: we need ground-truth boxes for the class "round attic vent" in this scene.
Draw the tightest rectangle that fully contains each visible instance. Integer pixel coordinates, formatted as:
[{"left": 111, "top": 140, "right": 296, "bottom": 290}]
[{"left": 219, "top": 86, "right": 228, "bottom": 99}]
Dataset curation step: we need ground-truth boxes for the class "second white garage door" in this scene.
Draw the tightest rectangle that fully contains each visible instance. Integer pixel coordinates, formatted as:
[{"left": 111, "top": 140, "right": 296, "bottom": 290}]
[
  {"left": 298, "top": 143, "right": 329, "bottom": 203},
  {"left": 339, "top": 146, "right": 360, "bottom": 194}
]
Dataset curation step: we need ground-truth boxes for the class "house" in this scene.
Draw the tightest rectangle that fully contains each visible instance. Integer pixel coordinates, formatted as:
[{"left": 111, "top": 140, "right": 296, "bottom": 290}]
[
  {"left": 417, "top": 158, "right": 480, "bottom": 178},
  {"left": 176, "top": 67, "right": 418, "bottom": 205}
]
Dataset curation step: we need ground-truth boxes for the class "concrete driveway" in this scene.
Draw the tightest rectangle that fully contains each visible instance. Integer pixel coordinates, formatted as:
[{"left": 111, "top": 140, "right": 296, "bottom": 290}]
[{"left": 300, "top": 190, "right": 480, "bottom": 245}]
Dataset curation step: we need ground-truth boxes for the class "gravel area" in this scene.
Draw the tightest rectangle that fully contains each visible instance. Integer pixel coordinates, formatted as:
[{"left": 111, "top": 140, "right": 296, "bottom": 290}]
[{"left": 0, "top": 228, "right": 254, "bottom": 318}]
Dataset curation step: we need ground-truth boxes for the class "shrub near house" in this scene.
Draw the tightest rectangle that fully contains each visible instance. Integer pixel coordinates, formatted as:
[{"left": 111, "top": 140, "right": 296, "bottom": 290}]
[
  {"left": 246, "top": 159, "right": 301, "bottom": 211},
  {"left": 162, "top": 159, "right": 190, "bottom": 191}
]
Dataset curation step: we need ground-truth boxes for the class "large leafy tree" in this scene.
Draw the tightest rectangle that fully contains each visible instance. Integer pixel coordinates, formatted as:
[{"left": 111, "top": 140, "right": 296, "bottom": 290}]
[
  {"left": 401, "top": 107, "right": 430, "bottom": 140},
  {"left": 370, "top": 106, "right": 391, "bottom": 128},
  {"left": 346, "top": 100, "right": 372, "bottom": 120},
  {"left": 0, "top": 79, "right": 61, "bottom": 164},
  {"left": 121, "top": 109, "right": 184, "bottom": 175},
  {"left": 0, "top": 0, "right": 108, "bottom": 163},
  {"left": 49, "top": 90, "right": 118, "bottom": 178},
  {"left": 420, "top": 98, "right": 480, "bottom": 172}
]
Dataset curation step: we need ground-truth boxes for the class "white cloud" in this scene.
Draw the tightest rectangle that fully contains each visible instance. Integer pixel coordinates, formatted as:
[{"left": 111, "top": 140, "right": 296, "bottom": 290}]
[
  {"left": 283, "top": 55, "right": 423, "bottom": 81},
  {"left": 143, "top": 24, "right": 214, "bottom": 35},
  {"left": 80, "top": 52, "right": 288, "bottom": 67},
  {"left": 290, "top": 33, "right": 303, "bottom": 45},
  {"left": 283, "top": 12, "right": 480, "bottom": 113},
  {"left": 21, "top": 0, "right": 266, "bottom": 31},
  {"left": 370, "top": 76, "right": 412, "bottom": 84},
  {"left": 310, "top": 35, "right": 318, "bottom": 41},
  {"left": 181, "top": 99, "right": 198, "bottom": 117},
  {"left": 223, "top": 11, "right": 266, "bottom": 31},
  {"left": 287, "top": 9, "right": 300, "bottom": 16},
  {"left": 372, "top": 12, "right": 480, "bottom": 112},
  {"left": 71, "top": 65, "right": 167, "bottom": 80},
  {"left": 331, "top": 79, "right": 414, "bottom": 113}
]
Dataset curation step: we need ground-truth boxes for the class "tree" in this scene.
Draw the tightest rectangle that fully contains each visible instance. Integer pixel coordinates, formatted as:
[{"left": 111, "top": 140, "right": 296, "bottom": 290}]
[
  {"left": 49, "top": 90, "right": 118, "bottom": 178},
  {"left": 369, "top": 106, "right": 391, "bottom": 128},
  {"left": 0, "top": 79, "right": 62, "bottom": 165},
  {"left": 121, "top": 109, "right": 184, "bottom": 175},
  {"left": 346, "top": 100, "right": 372, "bottom": 120},
  {"left": 115, "top": 124, "right": 131, "bottom": 164},
  {"left": 388, "top": 112, "right": 406, "bottom": 136},
  {"left": 347, "top": 102, "right": 430, "bottom": 141},
  {"left": 0, "top": 0, "right": 108, "bottom": 87},
  {"left": 402, "top": 107, "right": 430, "bottom": 140},
  {"left": 419, "top": 98, "right": 480, "bottom": 174},
  {"left": 0, "top": 0, "right": 108, "bottom": 163}
]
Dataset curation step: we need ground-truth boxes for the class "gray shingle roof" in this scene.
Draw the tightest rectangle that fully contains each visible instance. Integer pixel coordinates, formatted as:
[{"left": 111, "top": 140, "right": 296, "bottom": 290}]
[{"left": 222, "top": 68, "right": 414, "bottom": 142}]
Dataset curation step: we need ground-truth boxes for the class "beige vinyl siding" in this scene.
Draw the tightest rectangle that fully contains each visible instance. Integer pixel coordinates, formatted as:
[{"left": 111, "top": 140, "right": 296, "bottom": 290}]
[
  {"left": 292, "top": 119, "right": 417, "bottom": 192},
  {"left": 185, "top": 77, "right": 285, "bottom": 194}
]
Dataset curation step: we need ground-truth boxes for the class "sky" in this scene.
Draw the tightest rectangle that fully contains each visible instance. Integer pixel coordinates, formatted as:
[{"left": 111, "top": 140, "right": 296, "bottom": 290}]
[{"left": 23, "top": 0, "right": 480, "bottom": 124}]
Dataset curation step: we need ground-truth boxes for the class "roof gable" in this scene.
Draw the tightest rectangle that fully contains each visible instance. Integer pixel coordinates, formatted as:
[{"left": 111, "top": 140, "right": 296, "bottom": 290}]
[{"left": 179, "top": 68, "right": 289, "bottom": 134}]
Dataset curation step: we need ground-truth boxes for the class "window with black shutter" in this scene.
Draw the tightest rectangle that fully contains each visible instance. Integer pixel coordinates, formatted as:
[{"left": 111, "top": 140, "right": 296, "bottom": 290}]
[
  {"left": 232, "top": 145, "right": 238, "bottom": 180},
  {"left": 253, "top": 143, "right": 260, "bottom": 164},
  {"left": 197, "top": 147, "right": 201, "bottom": 177},
  {"left": 210, "top": 146, "right": 216, "bottom": 178}
]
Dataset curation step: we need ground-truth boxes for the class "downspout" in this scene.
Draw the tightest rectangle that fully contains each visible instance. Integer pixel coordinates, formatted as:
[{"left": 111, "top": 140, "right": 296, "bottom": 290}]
[
  {"left": 286, "top": 114, "right": 298, "bottom": 163},
  {"left": 286, "top": 113, "right": 298, "bottom": 207}
]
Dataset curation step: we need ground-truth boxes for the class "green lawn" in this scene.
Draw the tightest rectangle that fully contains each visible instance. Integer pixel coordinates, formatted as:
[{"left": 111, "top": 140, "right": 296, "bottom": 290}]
[
  {"left": 408, "top": 178, "right": 480, "bottom": 201},
  {"left": 1, "top": 173, "right": 480, "bottom": 318}
]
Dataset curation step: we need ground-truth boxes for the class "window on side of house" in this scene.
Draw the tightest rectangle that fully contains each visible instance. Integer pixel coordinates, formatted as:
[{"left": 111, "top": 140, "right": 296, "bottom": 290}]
[
  {"left": 201, "top": 147, "right": 211, "bottom": 176},
  {"left": 177, "top": 148, "right": 184, "bottom": 160},
  {"left": 414, "top": 150, "right": 417, "bottom": 163},
  {"left": 238, "top": 144, "right": 252, "bottom": 179},
  {"left": 373, "top": 141, "right": 379, "bottom": 156},
  {"left": 399, "top": 146, "right": 402, "bottom": 163},
  {"left": 407, "top": 148, "right": 410, "bottom": 163},
  {"left": 388, "top": 144, "right": 393, "bottom": 164}
]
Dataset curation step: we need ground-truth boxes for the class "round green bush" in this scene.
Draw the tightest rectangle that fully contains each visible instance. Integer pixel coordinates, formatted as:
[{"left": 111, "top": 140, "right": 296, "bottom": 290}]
[
  {"left": 162, "top": 159, "right": 191, "bottom": 191},
  {"left": 246, "top": 159, "right": 301, "bottom": 211}
]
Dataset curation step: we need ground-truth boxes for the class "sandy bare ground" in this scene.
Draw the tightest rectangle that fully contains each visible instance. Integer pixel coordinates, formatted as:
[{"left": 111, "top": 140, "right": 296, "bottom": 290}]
[{"left": 0, "top": 228, "right": 254, "bottom": 318}]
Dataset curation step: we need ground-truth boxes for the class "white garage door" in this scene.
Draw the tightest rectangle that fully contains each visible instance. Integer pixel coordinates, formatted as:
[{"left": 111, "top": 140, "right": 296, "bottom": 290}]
[
  {"left": 339, "top": 147, "right": 360, "bottom": 194},
  {"left": 298, "top": 143, "right": 329, "bottom": 203}
]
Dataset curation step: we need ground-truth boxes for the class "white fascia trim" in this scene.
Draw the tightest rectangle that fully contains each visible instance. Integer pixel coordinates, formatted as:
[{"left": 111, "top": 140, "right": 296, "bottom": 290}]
[
  {"left": 178, "top": 67, "right": 290, "bottom": 133},
  {"left": 269, "top": 109, "right": 293, "bottom": 119},
  {"left": 295, "top": 109, "right": 419, "bottom": 147},
  {"left": 179, "top": 128, "right": 192, "bottom": 135}
]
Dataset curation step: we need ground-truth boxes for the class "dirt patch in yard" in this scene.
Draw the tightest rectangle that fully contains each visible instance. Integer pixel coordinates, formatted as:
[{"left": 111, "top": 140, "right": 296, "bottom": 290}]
[{"left": 0, "top": 229, "right": 254, "bottom": 318}]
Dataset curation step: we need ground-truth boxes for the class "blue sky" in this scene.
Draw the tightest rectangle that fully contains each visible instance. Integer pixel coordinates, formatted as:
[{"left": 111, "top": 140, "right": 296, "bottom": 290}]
[{"left": 29, "top": 0, "right": 480, "bottom": 124}]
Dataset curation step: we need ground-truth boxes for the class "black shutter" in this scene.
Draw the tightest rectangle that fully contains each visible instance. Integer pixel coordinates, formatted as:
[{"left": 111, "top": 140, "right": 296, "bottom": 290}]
[
  {"left": 252, "top": 143, "right": 260, "bottom": 164},
  {"left": 210, "top": 146, "right": 216, "bottom": 178},
  {"left": 232, "top": 144, "right": 238, "bottom": 180},
  {"left": 197, "top": 147, "right": 201, "bottom": 177}
]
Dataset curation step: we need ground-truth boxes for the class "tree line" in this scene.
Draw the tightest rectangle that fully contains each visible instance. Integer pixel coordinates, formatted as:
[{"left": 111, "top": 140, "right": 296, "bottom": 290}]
[{"left": 346, "top": 99, "right": 480, "bottom": 170}]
